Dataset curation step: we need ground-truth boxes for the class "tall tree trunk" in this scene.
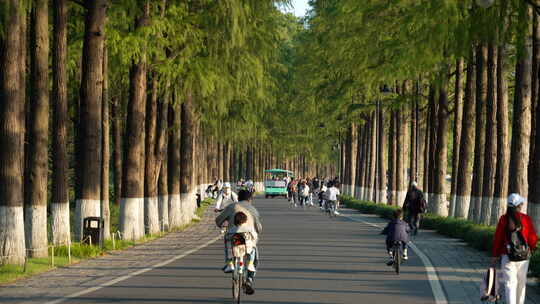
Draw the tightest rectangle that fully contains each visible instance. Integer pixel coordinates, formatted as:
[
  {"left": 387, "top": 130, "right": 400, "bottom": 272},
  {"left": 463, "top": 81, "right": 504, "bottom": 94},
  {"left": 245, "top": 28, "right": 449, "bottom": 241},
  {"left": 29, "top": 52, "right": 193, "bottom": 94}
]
[
  {"left": 423, "top": 90, "right": 431, "bottom": 194},
  {"left": 51, "top": 0, "right": 70, "bottom": 246},
  {"left": 0, "top": 0, "right": 26, "bottom": 265},
  {"left": 156, "top": 82, "right": 169, "bottom": 231},
  {"left": 350, "top": 124, "right": 358, "bottom": 197},
  {"left": 510, "top": 6, "right": 533, "bottom": 211},
  {"left": 180, "top": 91, "right": 197, "bottom": 224},
  {"left": 427, "top": 86, "right": 438, "bottom": 204},
  {"left": 449, "top": 58, "right": 464, "bottom": 217},
  {"left": 144, "top": 74, "right": 159, "bottom": 235},
  {"left": 360, "top": 122, "right": 369, "bottom": 200},
  {"left": 389, "top": 111, "right": 398, "bottom": 205},
  {"left": 396, "top": 84, "right": 410, "bottom": 206},
  {"left": 113, "top": 95, "right": 122, "bottom": 205},
  {"left": 377, "top": 108, "right": 387, "bottom": 204},
  {"left": 432, "top": 80, "right": 450, "bottom": 216},
  {"left": 167, "top": 102, "right": 181, "bottom": 229},
  {"left": 354, "top": 126, "right": 363, "bottom": 199},
  {"left": 224, "top": 143, "right": 230, "bottom": 182},
  {"left": 469, "top": 44, "right": 488, "bottom": 222},
  {"left": 410, "top": 84, "right": 418, "bottom": 185},
  {"left": 76, "top": 0, "right": 107, "bottom": 241},
  {"left": 492, "top": 35, "right": 511, "bottom": 225},
  {"left": 368, "top": 112, "right": 377, "bottom": 201},
  {"left": 101, "top": 45, "right": 110, "bottom": 240},
  {"left": 25, "top": 0, "right": 49, "bottom": 258},
  {"left": 455, "top": 54, "right": 476, "bottom": 219},
  {"left": 120, "top": 4, "right": 149, "bottom": 241},
  {"left": 530, "top": 12, "right": 540, "bottom": 191},
  {"left": 479, "top": 43, "right": 498, "bottom": 225}
]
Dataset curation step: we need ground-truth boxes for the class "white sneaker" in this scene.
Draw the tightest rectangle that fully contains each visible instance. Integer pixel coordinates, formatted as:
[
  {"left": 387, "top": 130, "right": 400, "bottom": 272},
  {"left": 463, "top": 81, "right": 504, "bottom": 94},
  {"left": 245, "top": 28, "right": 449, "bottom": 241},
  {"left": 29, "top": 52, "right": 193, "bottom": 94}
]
[
  {"left": 223, "top": 261, "right": 235, "bottom": 273},
  {"left": 334, "top": 210, "right": 340, "bottom": 215},
  {"left": 247, "top": 261, "right": 256, "bottom": 272},
  {"left": 403, "top": 249, "right": 408, "bottom": 260}
]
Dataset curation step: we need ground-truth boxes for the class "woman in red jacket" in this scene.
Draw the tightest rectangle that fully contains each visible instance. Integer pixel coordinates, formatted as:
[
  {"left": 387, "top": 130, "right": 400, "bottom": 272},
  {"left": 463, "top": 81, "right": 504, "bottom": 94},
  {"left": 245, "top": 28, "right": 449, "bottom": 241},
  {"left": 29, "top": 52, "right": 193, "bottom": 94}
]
[{"left": 492, "top": 193, "right": 538, "bottom": 304}]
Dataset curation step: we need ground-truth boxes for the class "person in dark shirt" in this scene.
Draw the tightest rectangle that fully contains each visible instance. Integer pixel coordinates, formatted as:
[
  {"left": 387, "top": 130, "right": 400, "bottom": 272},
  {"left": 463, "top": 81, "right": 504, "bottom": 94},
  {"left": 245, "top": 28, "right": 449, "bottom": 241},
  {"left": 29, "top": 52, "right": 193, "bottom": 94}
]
[
  {"left": 382, "top": 209, "right": 410, "bottom": 265},
  {"left": 402, "top": 181, "right": 426, "bottom": 236}
]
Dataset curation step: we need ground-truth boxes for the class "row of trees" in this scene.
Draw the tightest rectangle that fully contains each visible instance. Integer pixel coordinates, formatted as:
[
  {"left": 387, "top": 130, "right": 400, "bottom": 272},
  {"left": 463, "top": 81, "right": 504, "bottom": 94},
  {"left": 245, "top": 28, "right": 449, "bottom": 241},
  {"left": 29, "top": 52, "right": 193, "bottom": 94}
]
[
  {"left": 299, "top": 0, "right": 540, "bottom": 228},
  {"left": 0, "top": 1, "right": 336, "bottom": 266}
]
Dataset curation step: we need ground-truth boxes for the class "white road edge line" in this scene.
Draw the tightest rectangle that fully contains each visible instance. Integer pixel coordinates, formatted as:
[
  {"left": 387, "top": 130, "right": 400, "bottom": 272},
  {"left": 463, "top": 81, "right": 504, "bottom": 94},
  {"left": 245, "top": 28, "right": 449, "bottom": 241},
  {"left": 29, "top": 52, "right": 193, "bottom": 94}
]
[
  {"left": 342, "top": 213, "right": 449, "bottom": 304},
  {"left": 44, "top": 235, "right": 221, "bottom": 304}
]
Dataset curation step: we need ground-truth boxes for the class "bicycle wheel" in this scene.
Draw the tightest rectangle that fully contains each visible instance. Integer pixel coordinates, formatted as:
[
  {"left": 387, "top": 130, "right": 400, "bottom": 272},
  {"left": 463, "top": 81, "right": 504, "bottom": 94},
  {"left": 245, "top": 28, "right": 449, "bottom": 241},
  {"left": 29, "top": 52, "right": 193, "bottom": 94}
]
[
  {"left": 232, "top": 275, "right": 242, "bottom": 304},
  {"left": 393, "top": 246, "right": 401, "bottom": 275}
]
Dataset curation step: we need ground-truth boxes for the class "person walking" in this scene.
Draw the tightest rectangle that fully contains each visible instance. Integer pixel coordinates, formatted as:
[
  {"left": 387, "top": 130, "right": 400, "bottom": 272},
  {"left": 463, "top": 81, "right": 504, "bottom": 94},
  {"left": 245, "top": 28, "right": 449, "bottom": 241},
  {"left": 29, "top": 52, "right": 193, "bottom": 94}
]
[
  {"left": 492, "top": 194, "right": 538, "bottom": 304},
  {"left": 402, "top": 181, "right": 426, "bottom": 236}
]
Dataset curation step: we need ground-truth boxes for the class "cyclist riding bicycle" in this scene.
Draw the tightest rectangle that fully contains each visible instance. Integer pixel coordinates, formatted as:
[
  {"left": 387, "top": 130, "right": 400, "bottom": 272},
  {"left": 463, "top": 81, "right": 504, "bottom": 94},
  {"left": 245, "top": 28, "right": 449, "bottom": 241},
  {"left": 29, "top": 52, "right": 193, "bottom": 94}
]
[
  {"left": 381, "top": 209, "right": 410, "bottom": 265},
  {"left": 215, "top": 190, "right": 262, "bottom": 294},
  {"left": 326, "top": 181, "right": 340, "bottom": 215},
  {"left": 214, "top": 182, "right": 238, "bottom": 212}
]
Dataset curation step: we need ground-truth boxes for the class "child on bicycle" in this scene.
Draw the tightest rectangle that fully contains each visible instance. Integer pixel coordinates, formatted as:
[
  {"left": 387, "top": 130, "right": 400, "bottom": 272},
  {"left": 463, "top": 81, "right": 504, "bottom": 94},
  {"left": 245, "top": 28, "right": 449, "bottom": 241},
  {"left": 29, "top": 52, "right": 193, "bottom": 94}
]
[
  {"left": 381, "top": 209, "right": 410, "bottom": 265},
  {"left": 227, "top": 211, "right": 258, "bottom": 294}
]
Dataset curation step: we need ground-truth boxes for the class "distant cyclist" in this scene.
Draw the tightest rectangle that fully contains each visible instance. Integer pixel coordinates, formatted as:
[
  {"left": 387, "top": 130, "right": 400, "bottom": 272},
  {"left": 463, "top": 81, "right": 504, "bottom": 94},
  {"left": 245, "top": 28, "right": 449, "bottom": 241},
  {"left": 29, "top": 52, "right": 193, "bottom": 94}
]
[
  {"left": 214, "top": 183, "right": 238, "bottom": 212},
  {"left": 326, "top": 181, "right": 341, "bottom": 215}
]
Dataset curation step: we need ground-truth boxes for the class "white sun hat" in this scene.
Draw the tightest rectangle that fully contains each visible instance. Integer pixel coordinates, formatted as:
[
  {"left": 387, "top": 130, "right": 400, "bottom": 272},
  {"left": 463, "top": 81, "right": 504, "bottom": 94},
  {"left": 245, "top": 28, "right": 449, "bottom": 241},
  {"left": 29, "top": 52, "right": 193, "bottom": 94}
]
[{"left": 507, "top": 193, "right": 525, "bottom": 207}]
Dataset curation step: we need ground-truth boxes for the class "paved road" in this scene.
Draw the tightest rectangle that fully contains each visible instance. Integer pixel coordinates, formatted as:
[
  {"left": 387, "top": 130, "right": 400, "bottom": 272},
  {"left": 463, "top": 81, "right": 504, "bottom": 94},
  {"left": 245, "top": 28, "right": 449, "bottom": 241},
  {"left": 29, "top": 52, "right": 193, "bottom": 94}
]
[{"left": 61, "top": 197, "right": 436, "bottom": 304}]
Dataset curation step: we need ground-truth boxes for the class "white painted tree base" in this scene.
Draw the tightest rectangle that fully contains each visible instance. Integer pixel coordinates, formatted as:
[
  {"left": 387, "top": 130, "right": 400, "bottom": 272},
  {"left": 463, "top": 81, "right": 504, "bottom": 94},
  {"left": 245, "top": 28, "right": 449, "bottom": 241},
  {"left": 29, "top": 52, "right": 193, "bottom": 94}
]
[
  {"left": 430, "top": 193, "right": 449, "bottom": 216},
  {"left": 491, "top": 197, "right": 506, "bottom": 226},
  {"left": 51, "top": 202, "right": 70, "bottom": 246},
  {"left": 75, "top": 199, "right": 101, "bottom": 241},
  {"left": 377, "top": 190, "right": 387, "bottom": 204},
  {"left": 168, "top": 194, "right": 181, "bottom": 229},
  {"left": 396, "top": 191, "right": 407, "bottom": 207},
  {"left": 454, "top": 195, "right": 471, "bottom": 219},
  {"left": 0, "top": 206, "right": 25, "bottom": 265},
  {"left": 138, "top": 198, "right": 145, "bottom": 239},
  {"left": 158, "top": 195, "right": 169, "bottom": 231},
  {"left": 25, "top": 204, "right": 48, "bottom": 258},
  {"left": 119, "top": 198, "right": 142, "bottom": 241},
  {"left": 102, "top": 200, "right": 111, "bottom": 241},
  {"left": 145, "top": 197, "right": 160, "bottom": 235},
  {"left": 468, "top": 196, "right": 481, "bottom": 222}
]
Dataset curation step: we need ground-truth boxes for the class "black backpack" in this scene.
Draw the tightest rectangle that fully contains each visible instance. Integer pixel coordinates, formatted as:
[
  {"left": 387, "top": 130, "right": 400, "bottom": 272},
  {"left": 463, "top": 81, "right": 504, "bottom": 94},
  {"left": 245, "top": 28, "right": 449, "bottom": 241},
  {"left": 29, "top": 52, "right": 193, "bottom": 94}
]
[{"left": 507, "top": 228, "right": 530, "bottom": 261}]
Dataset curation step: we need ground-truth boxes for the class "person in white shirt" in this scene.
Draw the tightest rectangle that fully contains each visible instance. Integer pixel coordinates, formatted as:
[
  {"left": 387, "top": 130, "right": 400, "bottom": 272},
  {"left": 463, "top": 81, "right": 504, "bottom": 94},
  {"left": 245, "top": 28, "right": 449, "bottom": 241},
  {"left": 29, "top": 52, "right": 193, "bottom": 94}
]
[
  {"left": 214, "top": 183, "right": 238, "bottom": 212},
  {"left": 326, "top": 181, "right": 341, "bottom": 215}
]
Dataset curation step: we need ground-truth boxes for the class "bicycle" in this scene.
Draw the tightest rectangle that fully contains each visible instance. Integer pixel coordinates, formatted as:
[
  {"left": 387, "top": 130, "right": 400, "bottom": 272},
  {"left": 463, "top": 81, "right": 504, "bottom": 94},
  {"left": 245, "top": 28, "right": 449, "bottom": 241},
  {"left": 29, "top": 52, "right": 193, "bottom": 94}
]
[
  {"left": 391, "top": 241, "right": 404, "bottom": 275},
  {"left": 325, "top": 200, "right": 336, "bottom": 218},
  {"left": 231, "top": 233, "right": 248, "bottom": 303}
]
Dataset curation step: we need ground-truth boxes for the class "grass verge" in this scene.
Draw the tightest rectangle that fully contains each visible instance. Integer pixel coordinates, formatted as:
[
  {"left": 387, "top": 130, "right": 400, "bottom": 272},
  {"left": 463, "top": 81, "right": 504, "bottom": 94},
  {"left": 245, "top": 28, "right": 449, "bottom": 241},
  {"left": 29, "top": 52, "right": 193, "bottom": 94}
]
[
  {"left": 341, "top": 196, "right": 540, "bottom": 277},
  {"left": 0, "top": 198, "right": 214, "bottom": 285}
]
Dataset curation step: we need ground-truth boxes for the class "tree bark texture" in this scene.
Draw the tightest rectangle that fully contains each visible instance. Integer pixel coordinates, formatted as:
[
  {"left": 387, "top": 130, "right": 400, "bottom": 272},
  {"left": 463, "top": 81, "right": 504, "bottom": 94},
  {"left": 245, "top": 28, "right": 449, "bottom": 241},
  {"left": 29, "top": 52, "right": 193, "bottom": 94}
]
[
  {"left": 510, "top": 6, "right": 533, "bottom": 211},
  {"left": 75, "top": 0, "right": 107, "bottom": 241},
  {"left": 455, "top": 55, "right": 476, "bottom": 219},
  {"left": 492, "top": 43, "right": 510, "bottom": 224},
  {"left": 51, "top": 0, "right": 70, "bottom": 246},
  {"left": 479, "top": 43, "right": 498, "bottom": 225},
  {"left": 101, "top": 44, "right": 110, "bottom": 240},
  {"left": 25, "top": 0, "right": 50, "bottom": 258},
  {"left": 469, "top": 44, "right": 488, "bottom": 222},
  {"left": 449, "top": 58, "right": 464, "bottom": 217},
  {"left": 0, "top": 0, "right": 26, "bottom": 265},
  {"left": 120, "top": 6, "right": 149, "bottom": 241}
]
